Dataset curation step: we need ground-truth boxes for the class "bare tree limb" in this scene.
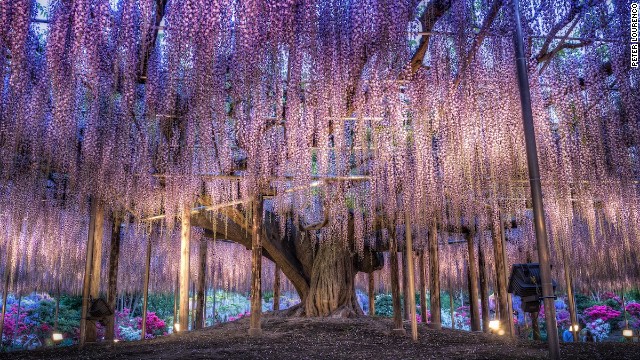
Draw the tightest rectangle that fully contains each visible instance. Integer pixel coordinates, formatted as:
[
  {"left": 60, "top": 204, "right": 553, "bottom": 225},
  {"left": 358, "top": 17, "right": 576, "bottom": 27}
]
[
  {"left": 409, "top": 0, "right": 454, "bottom": 75},
  {"left": 452, "top": 0, "right": 503, "bottom": 88}
]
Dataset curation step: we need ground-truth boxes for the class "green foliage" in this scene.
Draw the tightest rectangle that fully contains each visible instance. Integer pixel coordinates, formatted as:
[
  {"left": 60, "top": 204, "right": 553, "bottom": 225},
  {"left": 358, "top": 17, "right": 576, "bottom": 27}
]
[
  {"left": 374, "top": 294, "right": 394, "bottom": 317},
  {"left": 604, "top": 298, "right": 622, "bottom": 311},
  {"left": 147, "top": 293, "right": 175, "bottom": 320},
  {"left": 575, "top": 293, "right": 598, "bottom": 313}
]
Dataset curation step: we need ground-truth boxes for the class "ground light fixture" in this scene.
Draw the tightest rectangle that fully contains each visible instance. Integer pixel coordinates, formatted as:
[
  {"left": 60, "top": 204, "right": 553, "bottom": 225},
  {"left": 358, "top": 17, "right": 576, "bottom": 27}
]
[
  {"left": 622, "top": 329, "right": 634, "bottom": 338},
  {"left": 174, "top": 323, "right": 180, "bottom": 332},
  {"left": 569, "top": 324, "right": 579, "bottom": 332},
  {"left": 51, "top": 332, "right": 63, "bottom": 343},
  {"left": 488, "top": 320, "right": 500, "bottom": 331}
]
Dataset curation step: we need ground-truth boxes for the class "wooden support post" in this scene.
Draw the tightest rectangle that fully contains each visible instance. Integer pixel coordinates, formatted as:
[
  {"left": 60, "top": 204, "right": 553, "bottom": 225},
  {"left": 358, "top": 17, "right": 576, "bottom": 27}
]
[
  {"left": 450, "top": 290, "right": 455, "bottom": 329},
  {"left": 179, "top": 204, "right": 191, "bottom": 332},
  {"left": 195, "top": 239, "right": 207, "bottom": 329},
  {"left": 80, "top": 199, "right": 98, "bottom": 346},
  {"left": 87, "top": 201, "right": 104, "bottom": 343},
  {"left": 428, "top": 221, "right": 441, "bottom": 329},
  {"left": 402, "top": 250, "right": 410, "bottom": 320},
  {"left": 499, "top": 214, "right": 515, "bottom": 337},
  {"left": 492, "top": 216, "right": 510, "bottom": 336},
  {"left": 273, "top": 265, "right": 281, "bottom": 312},
  {"left": 531, "top": 311, "right": 541, "bottom": 340},
  {"left": 191, "top": 282, "right": 196, "bottom": 330},
  {"left": 388, "top": 223, "right": 404, "bottom": 334},
  {"left": 140, "top": 234, "right": 152, "bottom": 340},
  {"left": 419, "top": 251, "right": 428, "bottom": 324},
  {"left": 173, "top": 271, "right": 179, "bottom": 331},
  {"left": 105, "top": 215, "right": 122, "bottom": 342},
  {"left": 478, "top": 237, "right": 490, "bottom": 332},
  {"left": 0, "top": 241, "right": 11, "bottom": 341},
  {"left": 561, "top": 241, "right": 579, "bottom": 342},
  {"left": 405, "top": 211, "right": 418, "bottom": 341},
  {"left": 368, "top": 272, "right": 375, "bottom": 316},
  {"left": 249, "top": 196, "right": 263, "bottom": 336},
  {"left": 466, "top": 233, "right": 481, "bottom": 331}
]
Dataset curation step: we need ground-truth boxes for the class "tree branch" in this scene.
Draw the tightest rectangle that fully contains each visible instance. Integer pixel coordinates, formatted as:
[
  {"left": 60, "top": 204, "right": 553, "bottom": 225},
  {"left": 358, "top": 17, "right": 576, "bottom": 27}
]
[
  {"left": 452, "top": 0, "right": 503, "bottom": 88},
  {"left": 409, "top": 0, "right": 454, "bottom": 75}
]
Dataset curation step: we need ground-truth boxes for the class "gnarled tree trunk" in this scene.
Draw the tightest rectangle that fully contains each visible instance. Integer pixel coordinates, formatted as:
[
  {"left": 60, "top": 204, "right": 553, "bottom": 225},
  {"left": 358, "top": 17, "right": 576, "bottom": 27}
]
[{"left": 305, "top": 242, "right": 362, "bottom": 317}]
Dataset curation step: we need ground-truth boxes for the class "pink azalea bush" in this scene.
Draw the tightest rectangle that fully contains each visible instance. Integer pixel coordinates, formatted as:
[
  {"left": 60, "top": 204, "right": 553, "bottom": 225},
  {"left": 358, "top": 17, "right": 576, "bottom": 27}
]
[
  {"left": 625, "top": 302, "right": 640, "bottom": 318},
  {"left": 584, "top": 305, "right": 622, "bottom": 322},
  {"left": 228, "top": 312, "right": 250, "bottom": 322}
]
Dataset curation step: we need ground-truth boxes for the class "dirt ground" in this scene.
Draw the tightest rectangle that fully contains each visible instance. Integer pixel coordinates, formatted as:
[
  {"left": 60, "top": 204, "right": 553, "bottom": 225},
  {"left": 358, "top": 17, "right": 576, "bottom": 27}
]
[{"left": 3, "top": 316, "right": 639, "bottom": 360}]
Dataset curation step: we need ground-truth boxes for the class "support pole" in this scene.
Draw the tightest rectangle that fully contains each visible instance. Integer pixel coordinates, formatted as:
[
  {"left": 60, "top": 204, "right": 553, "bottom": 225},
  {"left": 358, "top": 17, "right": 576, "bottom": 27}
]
[
  {"left": 179, "top": 204, "right": 191, "bottom": 332},
  {"left": 492, "top": 215, "right": 511, "bottom": 336},
  {"left": 173, "top": 271, "right": 179, "bottom": 331},
  {"left": 249, "top": 196, "right": 263, "bottom": 336},
  {"left": 140, "top": 234, "right": 152, "bottom": 340},
  {"left": 419, "top": 251, "right": 428, "bottom": 324},
  {"left": 513, "top": 1, "right": 559, "bottom": 357},
  {"left": 368, "top": 272, "right": 375, "bottom": 316},
  {"left": 195, "top": 239, "right": 207, "bottom": 329},
  {"left": 428, "top": 221, "right": 441, "bottom": 329},
  {"left": 388, "top": 222, "right": 404, "bottom": 334},
  {"left": 402, "top": 250, "right": 410, "bottom": 320},
  {"left": 105, "top": 215, "right": 122, "bottom": 342},
  {"left": 405, "top": 211, "right": 418, "bottom": 341},
  {"left": 466, "top": 233, "right": 481, "bottom": 331},
  {"left": 499, "top": 214, "right": 515, "bottom": 337},
  {"left": 0, "top": 241, "right": 11, "bottom": 342},
  {"left": 478, "top": 237, "right": 490, "bottom": 332},
  {"left": 561, "top": 240, "right": 579, "bottom": 342},
  {"left": 80, "top": 199, "right": 97, "bottom": 346},
  {"left": 87, "top": 201, "right": 104, "bottom": 343},
  {"left": 450, "top": 289, "right": 455, "bottom": 329},
  {"left": 273, "top": 265, "right": 281, "bottom": 312}
]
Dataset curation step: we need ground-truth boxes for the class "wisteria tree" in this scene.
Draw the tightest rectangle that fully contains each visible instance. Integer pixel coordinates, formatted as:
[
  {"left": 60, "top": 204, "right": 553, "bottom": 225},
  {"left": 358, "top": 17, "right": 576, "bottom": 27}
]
[{"left": 0, "top": 0, "right": 637, "bottom": 320}]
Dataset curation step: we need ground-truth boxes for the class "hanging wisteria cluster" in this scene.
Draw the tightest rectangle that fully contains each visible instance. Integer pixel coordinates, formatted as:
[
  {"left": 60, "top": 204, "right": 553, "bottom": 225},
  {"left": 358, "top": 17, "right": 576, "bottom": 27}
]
[{"left": 0, "top": 0, "right": 638, "bottom": 295}]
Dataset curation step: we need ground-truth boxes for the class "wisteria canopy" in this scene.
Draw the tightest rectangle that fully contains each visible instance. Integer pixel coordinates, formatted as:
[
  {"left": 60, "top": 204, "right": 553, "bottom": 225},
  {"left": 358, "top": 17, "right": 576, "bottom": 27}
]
[{"left": 0, "top": 0, "right": 638, "bottom": 319}]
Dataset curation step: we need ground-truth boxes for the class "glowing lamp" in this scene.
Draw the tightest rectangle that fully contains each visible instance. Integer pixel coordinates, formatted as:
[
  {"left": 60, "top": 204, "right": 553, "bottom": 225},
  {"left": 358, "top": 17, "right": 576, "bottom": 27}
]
[
  {"left": 114, "top": 339, "right": 120, "bottom": 343},
  {"left": 497, "top": 329, "right": 505, "bottom": 336},
  {"left": 622, "top": 329, "right": 634, "bottom": 338},
  {"left": 569, "top": 324, "right": 579, "bottom": 332},
  {"left": 489, "top": 320, "right": 500, "bottom": 331},
  {"left": 52, "top": 332, "right": 64, "bottom": 342},
  {"left": 174, "top": 323, "right": 180, "bottom": 332}
]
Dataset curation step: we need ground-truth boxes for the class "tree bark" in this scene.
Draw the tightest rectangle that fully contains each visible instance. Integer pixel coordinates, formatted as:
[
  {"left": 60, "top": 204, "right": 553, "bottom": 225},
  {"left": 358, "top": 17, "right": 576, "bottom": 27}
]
[
  {"left": 428, "top": 222, "right": 441, "bottom": 329},
  {"left": 478, "top": 236, "right": 490, "bottom": 332},
  {"left": 389, "top": 223, "right": 403, "bottom": 330},
  {"left": 179, "top": 204, "right": 191, "bottom": 331},
  {"left": 419, "top": 251, "right": 428, "bottom": 323},
  {"left": 305, "top": 241, "right": 361, "bottom": 317},
  {"left": 273, "top": 265, "right": 281, "bottom": 311},
  {"left": 249, "top": 197, "right": 263, "bottom": 335},
  {"left": 195, "top": 239, "right": 207, "bottom": 329},
  {"left": 105, "top": 214, "right": 122, "bottom": 341},
  {"left": 466, "top": 233, "right": 480, "bottom": 331}
]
